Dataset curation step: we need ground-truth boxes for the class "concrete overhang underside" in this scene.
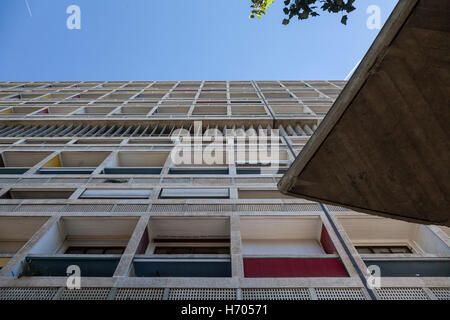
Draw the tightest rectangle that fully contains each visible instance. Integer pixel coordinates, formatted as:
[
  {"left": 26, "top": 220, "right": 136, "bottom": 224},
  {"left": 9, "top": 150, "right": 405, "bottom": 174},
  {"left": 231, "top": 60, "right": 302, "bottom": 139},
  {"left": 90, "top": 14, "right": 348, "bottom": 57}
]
[{"left": 279, "top": 0, "right": 450, "bottom": 226}]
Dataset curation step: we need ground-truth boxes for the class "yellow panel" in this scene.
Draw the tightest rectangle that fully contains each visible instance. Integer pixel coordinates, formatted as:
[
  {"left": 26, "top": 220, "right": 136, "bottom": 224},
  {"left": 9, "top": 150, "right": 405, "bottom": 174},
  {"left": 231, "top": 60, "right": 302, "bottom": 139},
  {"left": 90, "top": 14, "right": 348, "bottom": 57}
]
[
  {"left": 0, "top": 109, "right": 13, "bottom": 114},
  {"left": 0, "top": 258, "right": 10, "bottom": 268},
  {"left": 43, "top": 155, "right": 61, "bottom": 167}
]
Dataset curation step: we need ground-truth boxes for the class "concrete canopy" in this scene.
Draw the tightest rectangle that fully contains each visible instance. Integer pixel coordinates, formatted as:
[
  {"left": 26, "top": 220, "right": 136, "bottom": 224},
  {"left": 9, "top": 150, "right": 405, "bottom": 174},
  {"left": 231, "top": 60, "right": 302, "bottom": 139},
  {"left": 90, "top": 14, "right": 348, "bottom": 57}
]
[{"left": 278, "top": 0, "right": 450, "bottom": 226}]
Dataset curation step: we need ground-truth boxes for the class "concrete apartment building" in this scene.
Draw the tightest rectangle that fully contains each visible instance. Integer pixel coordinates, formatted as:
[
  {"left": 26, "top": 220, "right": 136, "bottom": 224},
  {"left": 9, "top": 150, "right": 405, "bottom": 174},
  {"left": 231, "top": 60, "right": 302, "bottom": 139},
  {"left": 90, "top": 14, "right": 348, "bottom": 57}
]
[{"left": 0, "top": 80, "right": 448, "bottom": 300}]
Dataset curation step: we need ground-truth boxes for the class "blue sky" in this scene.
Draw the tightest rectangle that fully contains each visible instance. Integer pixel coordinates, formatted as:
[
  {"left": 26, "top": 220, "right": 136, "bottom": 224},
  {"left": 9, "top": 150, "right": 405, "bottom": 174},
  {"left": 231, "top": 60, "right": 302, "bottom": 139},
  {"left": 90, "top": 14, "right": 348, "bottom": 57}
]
[{"left": 0, "top": 0, "right": 397, "bottom": 81}]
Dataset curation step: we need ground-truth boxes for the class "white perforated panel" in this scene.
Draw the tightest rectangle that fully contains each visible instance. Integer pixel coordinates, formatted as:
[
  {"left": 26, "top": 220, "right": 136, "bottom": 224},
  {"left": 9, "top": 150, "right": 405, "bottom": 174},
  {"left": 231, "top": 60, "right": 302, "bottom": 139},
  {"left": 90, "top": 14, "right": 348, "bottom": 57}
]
[
  {"left": 315, "top": 288, "right": 366, "bottom": 300},
  {"left": 0, "top": 287, "right": 58, "bottom": 300},
  {"left": 187, "top": 204, "right": 233, "bottom": 212},
  {"left": 242, "top": 288, "right": 310, "bottom": 300},
  {"left": 284, "top": 204, "right": 321, "bottom": 212},
  {"left": 325, "top": 205, "right": 352, "bottom": 212},
  {"left": 66, "top": 204, "right": 114, "bottom": 212},
  {"left": 375, "top": 288, "right": 429, "bottom": 300},
  {"left": 236, "top": 204, "right": 282, "bottom": 212},
  {"left": 168, "top": 288, "right": 237, "bottom": 300},
  {"left": 150, "top": 204, "right": 186, "bottom": 213},
  {"left": 430, "top": 288, "right": 450, "bottom": 300},
  {"left": 115, "top": 288, "right": 164, "bottom": 300},
  {"left": 114, "top": 204, "right": 148, "bottom": 213},
  {"left": 0, "top": 179, "right": 17, "bottom": 183},
  {"left": 0, "top": 205, "right": 17, "bottom": 212},
  {"left": 16, "top": 204, "right": 66, "bottom": 212},
  {"left": 60, "top": 288, "right": 111, "bottom": 300}
]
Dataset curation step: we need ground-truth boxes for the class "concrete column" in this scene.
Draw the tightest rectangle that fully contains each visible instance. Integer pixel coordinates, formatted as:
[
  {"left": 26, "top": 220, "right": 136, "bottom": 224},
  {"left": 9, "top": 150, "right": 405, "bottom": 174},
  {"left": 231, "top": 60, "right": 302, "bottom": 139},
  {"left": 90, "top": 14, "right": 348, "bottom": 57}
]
[
  {"left": 230, "top": 215, "right": 244, "bottom": 278},
  {"left": 113, "top": 214, "right": 150, "bottom": 278}
]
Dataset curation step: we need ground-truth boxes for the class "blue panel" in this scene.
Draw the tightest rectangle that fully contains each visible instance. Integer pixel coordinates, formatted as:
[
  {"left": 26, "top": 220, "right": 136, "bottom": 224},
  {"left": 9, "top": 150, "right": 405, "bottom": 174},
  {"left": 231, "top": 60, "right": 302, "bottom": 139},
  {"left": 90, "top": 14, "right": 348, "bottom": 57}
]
[
  {"left": 104, "top": 167, "right": 162, "bottom": 175},
  {"left": 0, "top": 168, "right": 29, "bottom": 174},
  {"left": 25, "top": 256, "right": 120, "bottom": 277},
  {"left": 38, "top": 168, "right": 95, "bottom": 175},
  {"left": 133, "top": 259, "right": 231, "bottom": 277},
  {"left": 364, "top": 259, "right": 450, "bottom": 277}
]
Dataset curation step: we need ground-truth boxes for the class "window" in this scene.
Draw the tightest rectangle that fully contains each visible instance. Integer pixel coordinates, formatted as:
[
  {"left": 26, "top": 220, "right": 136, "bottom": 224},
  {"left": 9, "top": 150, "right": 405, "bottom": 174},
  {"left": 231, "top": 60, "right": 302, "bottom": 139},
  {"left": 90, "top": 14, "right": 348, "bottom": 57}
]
[
  {"left": 152, "top": 238, "right": 230, "bottom": 255},
  {"left": 103, "top": 167, "right": 162, "bottom": 174},
  {"left": 22, "top": 139, "right": 70, "bottom": 145},
  {"left": 356, "top": 246, "right": 413, "bottom": 254},
  {"left": 39, "top": 168, "right": 95, "bottom": 174},
  {"left": 168, "top": 167, "right": 229, "bottom": 175},
  {"left": 159, "top": 188, "right": 229, "bottom": 199},
  {"left": 0, "top": 168, "right": 29, "bottom": 174},
  {"left": 65, "top": 246, "right": 125, "bottom": 254},
  {"left": 80, "top": 189, "right": 152, "bottom": 199},
  {"left": 1, "top": 189, "right": 75, "bottom": 199},
  {"left": 75, "top": 139, "right": 122, "bottom": 145},
  {"left": 154, "top": 247, "right": 229, "bottom": 254}
]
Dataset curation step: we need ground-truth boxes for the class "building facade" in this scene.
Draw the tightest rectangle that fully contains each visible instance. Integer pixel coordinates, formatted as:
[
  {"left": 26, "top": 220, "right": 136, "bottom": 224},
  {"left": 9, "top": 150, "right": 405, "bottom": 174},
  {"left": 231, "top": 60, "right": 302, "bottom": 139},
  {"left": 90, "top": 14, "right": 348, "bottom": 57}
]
[{"left": 0, "top": 80, "right": 448, "bottom": 300}]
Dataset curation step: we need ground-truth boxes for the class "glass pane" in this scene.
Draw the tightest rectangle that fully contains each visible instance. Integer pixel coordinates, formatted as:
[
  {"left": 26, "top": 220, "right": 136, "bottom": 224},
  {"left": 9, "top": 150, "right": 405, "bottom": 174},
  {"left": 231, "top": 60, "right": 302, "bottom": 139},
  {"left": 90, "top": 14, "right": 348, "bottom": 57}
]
[
  {"left": 85, "top": 248, "right": 105, "bottom": 254},
  {"left": 65, "top": 247, "right": 86, "bottom": 254},
  {"left": 104, "top": 247, "right": 125, "bottom": 254},
  {"left": 154, "top": 247, "right": 193, "bottom": 254},
  {"left": 372, "top": 247, "right": 391, "bottom": 254},
  {"left": 356, "top": 247, "right": 372, "bottom": 254},
  {"left": 390, "top": 246, "right": 412, "bottom": 254},
  {"left": 193, "top": 247, "right": 230, "bottom": 254}
]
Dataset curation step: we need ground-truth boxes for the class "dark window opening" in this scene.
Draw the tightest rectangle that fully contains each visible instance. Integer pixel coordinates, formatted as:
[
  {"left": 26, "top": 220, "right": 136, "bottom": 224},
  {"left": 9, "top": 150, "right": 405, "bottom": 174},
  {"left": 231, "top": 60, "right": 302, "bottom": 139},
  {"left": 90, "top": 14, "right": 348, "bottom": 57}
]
[
  {"left": 356, "top": 246, "right": 413, "bottom": 254},
  {"left": 65, "top": 246, "right": 125, "bottom": 254},
  {"left": 154, "top": 247, "right": 230, "bottom": 254}
]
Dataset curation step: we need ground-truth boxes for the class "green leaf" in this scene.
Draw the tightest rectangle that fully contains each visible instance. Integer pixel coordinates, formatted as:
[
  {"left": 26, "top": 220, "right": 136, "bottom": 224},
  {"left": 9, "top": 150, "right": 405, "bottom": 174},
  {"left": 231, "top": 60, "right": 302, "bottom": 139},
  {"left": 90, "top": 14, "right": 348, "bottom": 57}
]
[{"left": 341, "top": 15, "right": 348, "bottom": 25}]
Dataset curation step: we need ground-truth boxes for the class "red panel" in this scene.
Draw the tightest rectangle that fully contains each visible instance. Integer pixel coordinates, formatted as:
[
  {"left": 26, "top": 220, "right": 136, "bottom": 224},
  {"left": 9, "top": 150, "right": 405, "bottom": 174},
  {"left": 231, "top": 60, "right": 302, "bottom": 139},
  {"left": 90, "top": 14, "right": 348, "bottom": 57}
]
[
  {"left": 320, "top": 224, "right": 337, "bottom": 254},
  {"left": 243, "top": 258, "right": 348, "bottom": 277}
]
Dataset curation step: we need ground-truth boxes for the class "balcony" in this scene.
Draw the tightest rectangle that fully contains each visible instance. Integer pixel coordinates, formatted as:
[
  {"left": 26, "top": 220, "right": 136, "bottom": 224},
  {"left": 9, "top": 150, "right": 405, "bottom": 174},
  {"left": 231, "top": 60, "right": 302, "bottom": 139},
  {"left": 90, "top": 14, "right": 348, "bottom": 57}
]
[
  {"left": 338, "top": 216, "right": 450, "bottom": 278},
  {"left": 132, "top": 217, "right": 231, "bottom": 277},
  {"left": 0, "top": 216, "right": 48, "bottom": 255},
  {"left": 103, "top": 151, "right": 169, "bottom": 174},
  {"left": 39, "top": 151, "right": 111, "bottom": 174},
  {"left": 0, "top": 106, "right": 43, "bottom": 116},
  {"left": 338, "top": 216, "right": 450, "bottom": 256},
  {"left": 0, "top": 151, "right": 53, "bottom": 174},
  {"left": 240, "top": 216, "right": 348, "bottom": 277},
  {"left": 20, "top": 217, "right": 138, "bottom": 277}
]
